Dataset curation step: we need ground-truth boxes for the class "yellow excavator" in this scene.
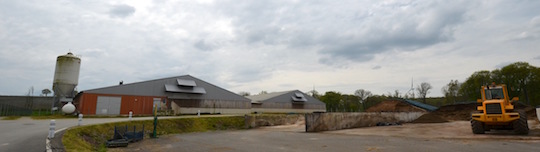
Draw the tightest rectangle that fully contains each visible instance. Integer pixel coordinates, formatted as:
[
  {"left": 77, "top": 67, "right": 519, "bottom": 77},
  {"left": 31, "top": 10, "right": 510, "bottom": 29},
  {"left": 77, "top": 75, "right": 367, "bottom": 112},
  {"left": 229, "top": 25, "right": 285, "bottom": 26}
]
[{"left": 471, "top": 83, "right": 528, "bottom": 134}]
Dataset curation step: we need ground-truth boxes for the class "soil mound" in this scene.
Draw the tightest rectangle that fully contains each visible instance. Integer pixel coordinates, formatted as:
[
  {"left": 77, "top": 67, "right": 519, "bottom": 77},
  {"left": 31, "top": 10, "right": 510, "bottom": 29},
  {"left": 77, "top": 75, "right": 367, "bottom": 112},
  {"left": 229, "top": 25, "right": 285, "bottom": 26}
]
[
  {"left": 429, "top": 102, "right": 537, "bottom": 121},
  {"left": 411, "top": 113, "right": 449, "bottom": 123},
  {"left": 366, "top": 100, "right": 426, "bottom": 112},
  {"left": 432, "top": 103, "right": 477, "bottom": 121}
]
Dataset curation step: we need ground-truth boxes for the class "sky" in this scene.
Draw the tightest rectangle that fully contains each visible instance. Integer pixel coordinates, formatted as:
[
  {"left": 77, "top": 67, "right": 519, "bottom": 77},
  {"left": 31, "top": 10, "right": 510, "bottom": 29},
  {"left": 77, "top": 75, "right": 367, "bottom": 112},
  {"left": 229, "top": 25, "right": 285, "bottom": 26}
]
[{"left": 1, "top": 0, "right": 539, "bottom": 97}]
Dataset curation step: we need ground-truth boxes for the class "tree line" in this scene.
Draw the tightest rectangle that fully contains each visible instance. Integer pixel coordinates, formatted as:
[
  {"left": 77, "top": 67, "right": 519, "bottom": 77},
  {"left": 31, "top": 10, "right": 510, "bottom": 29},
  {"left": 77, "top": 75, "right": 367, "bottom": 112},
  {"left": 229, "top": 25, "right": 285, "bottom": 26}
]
[
  {"left": 442, "top": 62, "right": 540, "bottom": 106},
  {"left": 237, "top": 62, "right": 539, "bottom": 112},
  {"left": 308, "top": 82, "right": 433, "bottom": 112}
]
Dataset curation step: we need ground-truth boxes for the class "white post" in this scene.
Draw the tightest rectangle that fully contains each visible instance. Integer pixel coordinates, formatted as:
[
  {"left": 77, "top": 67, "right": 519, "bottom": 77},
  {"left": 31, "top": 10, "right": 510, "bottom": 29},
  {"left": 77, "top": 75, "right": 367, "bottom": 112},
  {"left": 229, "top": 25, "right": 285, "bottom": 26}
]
[
  {"left": 536, "top": 107, "right": 540, "bottom": 122},
  {"left": 197, "top": 110, "right": 200, "bottom": 117},
  {"left": 78, "top": 114, "right": 83, "bottom": 126},
  {"left": 48, "top": 120, "right": 56, "bottom": 139},
  {"left": 129, "top": 111, "right": 133, "bottom": 121}
]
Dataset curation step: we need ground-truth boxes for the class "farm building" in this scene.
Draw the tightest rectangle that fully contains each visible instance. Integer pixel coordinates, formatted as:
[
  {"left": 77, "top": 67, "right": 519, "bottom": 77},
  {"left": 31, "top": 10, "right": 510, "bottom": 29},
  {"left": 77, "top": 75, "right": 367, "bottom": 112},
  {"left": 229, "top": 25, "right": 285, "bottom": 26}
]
[
  {"left": 73, "top": 75, "right": 251, "bottom": 115},
  {"left": 366, "top": 99, "right": 438, "bottom": 112},
  {"left": 247, "top": 90, "right": 326, "bottom": 113}
]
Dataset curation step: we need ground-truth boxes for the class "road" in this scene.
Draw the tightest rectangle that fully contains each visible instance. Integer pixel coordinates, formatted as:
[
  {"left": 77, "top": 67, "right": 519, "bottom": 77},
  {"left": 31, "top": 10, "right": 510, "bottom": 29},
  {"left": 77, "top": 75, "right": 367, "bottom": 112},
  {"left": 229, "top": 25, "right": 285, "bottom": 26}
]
[
  {"left": 117, "top": 121, "right": 540, "bottom": 152},
  {"left": 0, "top": 115, "right": 212, "bottom": 152}
]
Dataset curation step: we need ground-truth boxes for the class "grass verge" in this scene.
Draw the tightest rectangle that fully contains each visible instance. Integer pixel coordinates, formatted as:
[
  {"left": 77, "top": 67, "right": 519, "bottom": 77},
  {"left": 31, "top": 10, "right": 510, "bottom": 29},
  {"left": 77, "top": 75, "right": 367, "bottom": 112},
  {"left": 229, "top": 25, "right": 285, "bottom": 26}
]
[
  {"left": 62, "top": 116, "right": 245, "bottom": 152},
  {"left": 1, "top": 116, "right": 21, "bottom": 120}
]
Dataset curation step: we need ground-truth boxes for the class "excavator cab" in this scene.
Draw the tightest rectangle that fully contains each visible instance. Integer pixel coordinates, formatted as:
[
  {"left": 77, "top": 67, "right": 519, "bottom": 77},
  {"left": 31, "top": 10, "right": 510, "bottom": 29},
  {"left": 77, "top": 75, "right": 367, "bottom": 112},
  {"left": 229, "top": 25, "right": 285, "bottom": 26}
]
[{"left": 471, "top": 83, "right": 528, "bottom": 134}]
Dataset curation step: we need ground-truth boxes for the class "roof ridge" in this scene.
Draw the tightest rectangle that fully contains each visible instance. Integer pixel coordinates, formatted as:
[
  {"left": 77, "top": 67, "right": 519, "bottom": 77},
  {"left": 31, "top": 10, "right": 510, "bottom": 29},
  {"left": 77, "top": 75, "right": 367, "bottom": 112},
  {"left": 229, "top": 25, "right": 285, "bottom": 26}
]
[{"left": 82, "top": 75, "right": 189, "bottom": 92}]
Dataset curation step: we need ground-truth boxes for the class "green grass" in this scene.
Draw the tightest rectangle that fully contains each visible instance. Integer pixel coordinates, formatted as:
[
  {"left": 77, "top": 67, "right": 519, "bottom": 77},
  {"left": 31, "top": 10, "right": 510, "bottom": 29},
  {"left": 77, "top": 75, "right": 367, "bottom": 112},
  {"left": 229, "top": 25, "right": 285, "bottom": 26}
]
[
  {"left": 1, "top": 116, "right": 21, "bottom": 120},
  {"left": 62, "top": 116, "right": 246, "bottom": 152}
]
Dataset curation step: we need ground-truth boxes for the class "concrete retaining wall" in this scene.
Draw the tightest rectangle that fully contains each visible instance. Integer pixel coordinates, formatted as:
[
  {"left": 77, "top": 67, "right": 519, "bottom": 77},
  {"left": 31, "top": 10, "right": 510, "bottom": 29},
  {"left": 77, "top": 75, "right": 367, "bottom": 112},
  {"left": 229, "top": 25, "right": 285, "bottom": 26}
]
[
  {"left": 305, "top": 112, "right": 424, "bottom": 132},
  {"left": 244, "top": 114, "right": 303, "bottom": 128}
]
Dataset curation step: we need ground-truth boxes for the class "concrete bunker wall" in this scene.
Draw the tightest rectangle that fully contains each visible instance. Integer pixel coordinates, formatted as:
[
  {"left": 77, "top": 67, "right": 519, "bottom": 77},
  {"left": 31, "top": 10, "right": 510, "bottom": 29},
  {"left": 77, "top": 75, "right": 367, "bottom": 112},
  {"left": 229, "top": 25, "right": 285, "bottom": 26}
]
[{"left": 305, "top": 112, "right": 424, "bottom": 132}]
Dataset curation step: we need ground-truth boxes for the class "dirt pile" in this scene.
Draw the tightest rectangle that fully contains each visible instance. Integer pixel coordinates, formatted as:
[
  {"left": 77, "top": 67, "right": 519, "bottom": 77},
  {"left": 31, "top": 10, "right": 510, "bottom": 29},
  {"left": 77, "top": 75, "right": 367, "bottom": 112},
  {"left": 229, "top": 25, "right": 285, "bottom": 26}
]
[
  {"left": 411, "top": 113, "right": 449, "bottom": 123},
  {"left": 366, "top": 100, "right": 426, "bottom": 112},
  {"left": 514, "top": 102, "right": 538, "bottom": 119},
  {"left": 412, "top": 102, "right": 538, "bottom": 123},
  {"left": 432, "top": 103, "right": 477, "bottom": 121}
]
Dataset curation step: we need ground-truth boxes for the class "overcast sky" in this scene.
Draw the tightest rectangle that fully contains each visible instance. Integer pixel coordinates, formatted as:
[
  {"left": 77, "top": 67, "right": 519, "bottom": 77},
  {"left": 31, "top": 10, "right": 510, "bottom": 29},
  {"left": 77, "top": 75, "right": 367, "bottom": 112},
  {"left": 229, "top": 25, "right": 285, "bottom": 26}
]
[{"left": 1, "top": 0, "right": 539, "bottom": 97}]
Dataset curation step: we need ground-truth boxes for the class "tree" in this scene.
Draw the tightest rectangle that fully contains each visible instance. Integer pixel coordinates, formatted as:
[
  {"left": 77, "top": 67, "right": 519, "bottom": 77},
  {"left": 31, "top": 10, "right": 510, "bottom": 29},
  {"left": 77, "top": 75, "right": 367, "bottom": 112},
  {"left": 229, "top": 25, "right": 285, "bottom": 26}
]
[
  {"left": 319, "top": 91, "right": 343, "bottom": 112},
  {"left": 442, "top": 80, "right": 460, "bottom": 104},
  {"left": 416, "top": 82, "right": 432, "bottom": 103},
  {"left": 354, "top": 89, "right": 372, "bottom": 111},
  {"left": 307, "top": 90, "right": 321, "bottom": 99},
  {"left": 393, "top": 90, "right": 401, "bottom": 98},
  {"left": 491, "top": 62, "right": 537, "bottom": 104},
  {"left": 458, "top": 62, "right": 540, "bottom": 106},
  {"left": 238, "top": 91, "right": 250, "bottom": 96},
  {"left": 42, "top": 89, "right": 51, "bottom": 96},
  {"left": 459, "top": 70, "right": 492, "bottom": 101},
  {"left": 258, "top": 90, "right": 268, "bottom": 95}
]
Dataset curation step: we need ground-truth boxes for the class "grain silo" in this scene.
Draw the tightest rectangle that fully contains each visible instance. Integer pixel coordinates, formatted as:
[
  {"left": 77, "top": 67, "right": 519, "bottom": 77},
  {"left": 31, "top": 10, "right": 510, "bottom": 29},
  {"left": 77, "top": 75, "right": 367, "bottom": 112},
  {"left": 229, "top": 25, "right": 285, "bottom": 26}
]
[{"left": 52, "top": 52, "right": 81, "bottom": 112}]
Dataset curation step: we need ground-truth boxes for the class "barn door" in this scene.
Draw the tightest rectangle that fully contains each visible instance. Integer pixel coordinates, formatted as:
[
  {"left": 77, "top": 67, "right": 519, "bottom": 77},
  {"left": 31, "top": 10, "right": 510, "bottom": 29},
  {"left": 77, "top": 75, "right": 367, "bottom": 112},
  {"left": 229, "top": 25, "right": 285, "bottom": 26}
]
[{"left": 96, "top": 96, "right": 122, "bottom": 115}]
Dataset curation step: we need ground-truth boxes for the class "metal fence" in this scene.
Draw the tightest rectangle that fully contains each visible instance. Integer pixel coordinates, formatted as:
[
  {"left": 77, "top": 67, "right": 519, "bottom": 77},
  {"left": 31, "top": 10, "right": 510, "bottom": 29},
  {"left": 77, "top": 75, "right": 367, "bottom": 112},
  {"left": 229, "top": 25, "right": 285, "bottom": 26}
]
[
  {"left": 0, "top": 103, "right": 32, "bottom": 116},
  {"left": 0, "top": 96, "right": 55, "bottom": 116}
]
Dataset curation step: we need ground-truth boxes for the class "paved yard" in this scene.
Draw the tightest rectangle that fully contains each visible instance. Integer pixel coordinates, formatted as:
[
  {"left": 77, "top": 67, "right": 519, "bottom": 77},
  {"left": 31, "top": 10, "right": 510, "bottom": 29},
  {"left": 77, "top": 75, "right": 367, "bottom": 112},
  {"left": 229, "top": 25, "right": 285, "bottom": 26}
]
[{"left": 115, "top": 120, "right": 540, "bottom": 152}]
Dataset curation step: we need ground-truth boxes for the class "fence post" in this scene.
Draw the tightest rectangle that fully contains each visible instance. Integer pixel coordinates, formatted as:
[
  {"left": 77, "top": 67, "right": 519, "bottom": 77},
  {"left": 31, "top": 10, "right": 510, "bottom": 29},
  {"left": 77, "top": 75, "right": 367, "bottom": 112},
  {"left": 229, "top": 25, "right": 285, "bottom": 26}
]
[
  {"left": 48, "top": 120, "right": 56, "bottom": 139},
  {"left": 129, "top": 111, "right": 133, "bottom": 121},
  {"left": 78, "top": 114, "right": 83, "bottom": 126}
]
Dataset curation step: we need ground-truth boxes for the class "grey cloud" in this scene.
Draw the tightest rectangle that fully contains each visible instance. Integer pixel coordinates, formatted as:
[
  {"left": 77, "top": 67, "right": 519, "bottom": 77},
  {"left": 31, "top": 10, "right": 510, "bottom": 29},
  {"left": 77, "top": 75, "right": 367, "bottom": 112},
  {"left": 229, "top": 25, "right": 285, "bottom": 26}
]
[
  {"left": 194, "top": 39, "right": 214, "bottom": 51},
  {"left": 216, "top": 1, "right": 470, "bottom": 65},
  {"left": 372, "top": 65, "right": 382, "bottom": 70},
  {"left": 109, "top": 4, "right": 135, "bottom": 18},
  {"left": 534, "top": 56, "right": 540, "bottom": 60}
]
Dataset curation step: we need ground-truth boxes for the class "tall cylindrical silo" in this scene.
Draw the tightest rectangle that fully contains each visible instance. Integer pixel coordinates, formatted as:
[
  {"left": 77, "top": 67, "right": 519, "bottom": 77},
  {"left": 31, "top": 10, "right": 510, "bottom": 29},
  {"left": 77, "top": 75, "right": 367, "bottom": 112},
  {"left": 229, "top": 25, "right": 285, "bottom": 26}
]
[{"left": 52, "top": 52, "right": 81, "bottom": 98}]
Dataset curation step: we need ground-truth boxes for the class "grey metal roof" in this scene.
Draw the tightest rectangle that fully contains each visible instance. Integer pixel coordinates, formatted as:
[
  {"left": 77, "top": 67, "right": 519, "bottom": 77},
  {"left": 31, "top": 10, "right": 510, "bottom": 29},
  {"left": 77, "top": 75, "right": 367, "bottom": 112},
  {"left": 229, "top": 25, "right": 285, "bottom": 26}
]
[
  {"left": 402, "top": 99, "right": 438, "bottom": 112},
  {"left": 164, "top": 84, "right": 206, "bottom": 94},
  {"left": 82, "top": 75, "right": 250, "bottom": 101},
  {"left": 177, "top": 79, "right": 197, "bottom": 87},
  {"left": 246, "top": 90, "right": 325, "bottom": 105}
]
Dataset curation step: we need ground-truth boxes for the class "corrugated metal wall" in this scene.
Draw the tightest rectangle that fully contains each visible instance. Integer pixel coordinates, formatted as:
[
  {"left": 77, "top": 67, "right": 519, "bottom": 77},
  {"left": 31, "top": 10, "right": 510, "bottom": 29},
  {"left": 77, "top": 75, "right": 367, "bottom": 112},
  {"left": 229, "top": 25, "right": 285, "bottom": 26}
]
[
  {"left": 257, "top": 102, "right": 326, "bottom": 109},
  {"left": 170, "top": 99, "right": 251, "bottom": 109}
]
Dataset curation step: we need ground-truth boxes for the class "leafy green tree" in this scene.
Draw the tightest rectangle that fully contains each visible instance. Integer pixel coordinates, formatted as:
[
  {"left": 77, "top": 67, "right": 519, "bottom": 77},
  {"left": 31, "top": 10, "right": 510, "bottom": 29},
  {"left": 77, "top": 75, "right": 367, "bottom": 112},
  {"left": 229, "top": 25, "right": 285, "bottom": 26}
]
[
  {"left": 491, "top": 62, "right": 537, "bottom": 104},
  {"left": 459, "top": 70, "right": 492, "bottom": 101},
  {"left": 319, "top": 91, "right": 343, "bottom": 112},
  {"left": 458, "top": 62, "right": 540, "bottom": 106}
]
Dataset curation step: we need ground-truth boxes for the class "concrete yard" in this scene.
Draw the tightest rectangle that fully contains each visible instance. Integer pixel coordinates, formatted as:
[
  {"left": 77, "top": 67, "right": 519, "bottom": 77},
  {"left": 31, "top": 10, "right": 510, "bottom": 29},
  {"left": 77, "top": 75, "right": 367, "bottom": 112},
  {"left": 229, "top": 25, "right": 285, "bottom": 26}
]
[{"left": 114, "top": 120, "right": 540, "bottom": 152}]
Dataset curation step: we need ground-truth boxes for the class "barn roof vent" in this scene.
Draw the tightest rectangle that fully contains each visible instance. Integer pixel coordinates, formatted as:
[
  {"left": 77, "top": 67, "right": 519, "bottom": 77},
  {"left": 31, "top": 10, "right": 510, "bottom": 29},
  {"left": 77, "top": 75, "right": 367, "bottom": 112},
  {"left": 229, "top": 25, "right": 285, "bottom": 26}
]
[
  {"left": 291, "top": 92, "right": 307, "bottom": 102},
  {"left": 177, "top": 79, "right": 197, "bottom": 87},
  {"left": 164, "top": 79, "right": 206, "bottom": 94}
]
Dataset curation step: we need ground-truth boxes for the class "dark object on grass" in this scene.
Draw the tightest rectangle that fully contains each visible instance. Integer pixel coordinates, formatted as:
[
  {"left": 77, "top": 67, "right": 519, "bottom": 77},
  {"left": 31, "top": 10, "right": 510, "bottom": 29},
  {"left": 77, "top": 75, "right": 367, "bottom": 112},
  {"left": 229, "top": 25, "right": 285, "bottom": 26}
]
[{"left": 106, "top": 125, "right": 145, "bottom": 148}]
